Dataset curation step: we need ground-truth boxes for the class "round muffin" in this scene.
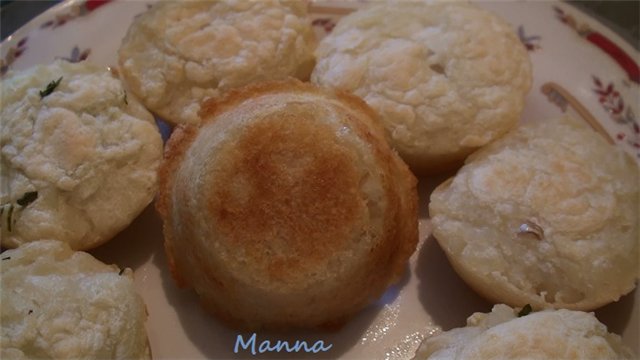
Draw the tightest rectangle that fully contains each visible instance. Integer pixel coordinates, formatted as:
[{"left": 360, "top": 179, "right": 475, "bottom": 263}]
[
  {"left": 412, "top": 304, "right": 635, "bottom": 359},
  {"left": 311, "top": 1, "right": 532, "bottom": 172},
  {"left": 0, "top": 60, "right": 163, "bottom": 250},
  {"left": 0, "top": 240, "right": 150, "bottom": 359},
  {"left": 429, "top": 116, "right": 639, "bottom": 311},
  {"left": 157, "top": 79, "right": 418, "bottom": 329},
  {"left": 118, "top": 0, "right": 316, "bottom": 125}
]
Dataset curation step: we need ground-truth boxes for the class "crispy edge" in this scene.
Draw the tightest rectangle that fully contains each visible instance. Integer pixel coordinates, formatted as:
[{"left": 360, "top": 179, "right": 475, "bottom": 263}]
[
  {"left": 156, "top": 124, "right": 200, "bottom": 289},
  {"left": 198, "top": 78, "right": 382, "bottom": 130},
  {"left": 161, "top": 78, "right": 419, "bottom": 309}
]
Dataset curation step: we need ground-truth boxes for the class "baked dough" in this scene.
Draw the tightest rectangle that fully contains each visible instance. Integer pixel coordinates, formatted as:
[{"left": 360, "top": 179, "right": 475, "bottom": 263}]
[
  {"left": 412, "top": 304, "right": 635, "bottom": 359},
  {"left": 0, "top": 60, "right": 163, "bottom": 250},
  {"left": 429, "top": 116, "right": 639, "bottom": 310},
  {"left": 0, "top": 240, "right": 150, "bottom": 359},
  {"left": 157, "top": 79, "right": 418, "bottom": 329},
  {"left": 312, "top": 1, "right": 532, "bottom": 172},
  {"left": 118, "top": 0, "right": 316, "bottom": 125}
]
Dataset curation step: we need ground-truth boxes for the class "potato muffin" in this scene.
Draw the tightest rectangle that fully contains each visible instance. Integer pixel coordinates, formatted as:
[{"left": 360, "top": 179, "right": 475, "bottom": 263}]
[
  {"left": 429, "top": 116, "right": 639, "bottom": 310},
  {"left": 0, "top": 240, "right": 150, "bottom": 359},
  {"left": 413, "top": 304, "right": 635, "bottom": 359},
  {"left": 312, "top": 1, "right": 532, "bottom": 172},
  {"left": 157, "top": 79, "right": 418, "bottom": 329},
  {"left": 0, "top": 60, "right": 163, "bottom": 250},
  {"left": 118, "top": 0, "right": 316, "bottom": 125}
]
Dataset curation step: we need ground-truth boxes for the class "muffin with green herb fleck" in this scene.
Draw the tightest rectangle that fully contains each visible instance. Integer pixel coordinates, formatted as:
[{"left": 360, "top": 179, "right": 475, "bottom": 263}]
[
  {"left": 1, "top": 240, "right": 150, "bottom": 359},
  {"left": 0, "top": 60, "right": 162, "bottom": 250}
]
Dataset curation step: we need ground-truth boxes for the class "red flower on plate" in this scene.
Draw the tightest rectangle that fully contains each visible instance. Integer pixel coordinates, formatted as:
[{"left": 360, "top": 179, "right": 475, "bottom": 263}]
[
  {"left": 85, "top": 0, "right": 112, "bottom": 12},
  {"left": 592, "top": 76, "right": 640, "bottom": 157},
  {"left": 554, "top": 6, "right": 639, "bottom": 84},
  {"left": 41, "top": 0, "right": 113, "bottom": 29},
  {"left": 1, "top": 37, "right": 28, "bottom": 76},
  {"left": 312, "top": 18, "right": 336, "bottom": 34}
]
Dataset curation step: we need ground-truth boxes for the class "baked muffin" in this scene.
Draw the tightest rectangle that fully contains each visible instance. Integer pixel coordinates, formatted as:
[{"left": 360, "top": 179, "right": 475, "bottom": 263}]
[
  {"left": 0, "top": 240, "right": 150, "bottom": 359},
  {"left": 118, "top": 0, "right": 316, "bottom": 125},
  {"left": 412, "top": 304, "right": 635, "bottom": 359},
  {"left": 312, "top": 1, "right": 532, "bottom": 172},
  {"left": 0, "top": 60, "right": 163, "bottom": 250},
  {"left": 429, "top": 116, "right": 639, "bottom": 311},
  {"left": 157, "top": 79, "right": 418, "bottom": 329}
]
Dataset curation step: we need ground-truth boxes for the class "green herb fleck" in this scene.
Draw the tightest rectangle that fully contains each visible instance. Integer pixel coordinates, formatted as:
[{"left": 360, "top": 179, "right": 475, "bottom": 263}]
[
  {"left": 517, "top": 304, "right": 532, "bottom": 317},
  {"left": 6, "top": 204, "right": 14, "bottom": 232},
  {"left": 118, "top": 268, "right": 125, "bottom": 276},
  {"left": 123, "top": 91, "right": 128, "bottom": 105},
  {"left": 16, "top": 191, "right": 38, "bottom": 207},
  {"left": 39, "top": 77, "right": 63, "bottom": 98},
  {"left": 1, "top": 191, "right": 38, "bottom": 232},
  {"left": 2, "top": 256, "right": 10, "bottom": 261},
  {"left": 28, "top": 310, "right": 33, "bottom": 315}
]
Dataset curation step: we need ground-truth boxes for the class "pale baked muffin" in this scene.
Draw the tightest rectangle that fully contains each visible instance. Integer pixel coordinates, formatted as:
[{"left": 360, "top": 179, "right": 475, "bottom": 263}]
[
  {"left": 0, "top": 60, "right": 163, "bottom": 250},
  {"left": 157, "top": 80, "right": 418, "bottom": 329},
  {"left": 0, "top": 240, "right": 150, "bottom": 360},
  {"left": 412, "top": 304, "right": 635, "bottom": 359},
  {"left": 429, "top": 116, "right": 639, "bottom": 310},
  {"left": 312, "top": 1, "right": 532, "bottom": 172},
  {"left": 118, "top": 0, "right": 316, "bottom": 125}
]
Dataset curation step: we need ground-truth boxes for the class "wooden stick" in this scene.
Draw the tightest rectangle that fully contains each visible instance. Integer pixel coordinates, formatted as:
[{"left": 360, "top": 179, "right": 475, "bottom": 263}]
[{"left": 541, "top": 82, "right": 614, "bottom": 144}]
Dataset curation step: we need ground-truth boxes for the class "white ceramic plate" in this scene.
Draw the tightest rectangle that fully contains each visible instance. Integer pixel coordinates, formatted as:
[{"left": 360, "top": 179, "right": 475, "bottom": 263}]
[{"left": 2, "top": 1, "right": 638, "bottom": 359}]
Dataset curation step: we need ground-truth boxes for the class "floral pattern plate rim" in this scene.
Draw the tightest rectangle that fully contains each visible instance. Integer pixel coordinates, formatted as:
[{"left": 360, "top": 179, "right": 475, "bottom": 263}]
[{"left": 1, "top": 1, "right": 638, "bottom": 359}]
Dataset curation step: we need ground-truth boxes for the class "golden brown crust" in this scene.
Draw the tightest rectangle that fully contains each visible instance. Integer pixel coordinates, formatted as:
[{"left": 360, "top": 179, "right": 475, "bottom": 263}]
[
  {"left": 157, "top": 79, "right": 418, "bottom": 329},
  {"left": 208, "top": 112, "right": 362, "bottom": 281}
]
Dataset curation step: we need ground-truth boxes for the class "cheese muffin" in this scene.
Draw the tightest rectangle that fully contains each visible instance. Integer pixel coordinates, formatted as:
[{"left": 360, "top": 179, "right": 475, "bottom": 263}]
[
  {"left": 0, "top": 60, "right": 163, "bottom": 250},
  {"left": 312, "top": 1, "right": 532, "bottom": 172},
  {"left": 157, "top": 80, "right": 418, "bottom": 329},
  {"left": 0, "top": 240, "right": 150, "bottom": 359},
  {"left": 429, "top": 116, "right": 639, "bottom": 311},
  {"left": 118, "top": 0, "right": 316, "bottom": 125},
  {"left": 412, "top": 304, "right": 635, "bottom": 359}
]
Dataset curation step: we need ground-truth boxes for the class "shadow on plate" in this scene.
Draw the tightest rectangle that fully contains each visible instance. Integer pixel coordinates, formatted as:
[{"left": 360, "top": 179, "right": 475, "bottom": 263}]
[
  {"left": 415, "top": 170, "right": 492, "bottom": 330},
  {"left": 152, "top": 234, "right": 402, "bottom": 359},
  {"left": 89, "top": 203, "right": 161, "bottom": 270},
  {"left": 416, "top": 170, "right": 456, "bottom": 219},
  {"left": 413, "top": 164, "right": 638, "bottom": 352},
  {"left": 89, "top": 115, "right": 172, "bottom": 267},
  {"left": 416, "top": 231, "right": 638, "bottom": 346},
  {"left": 416, "top": 236, "right": 492, "bottom": 330},
  {"left": 595, "top": 288, "right": 637, "bottom": 342}
]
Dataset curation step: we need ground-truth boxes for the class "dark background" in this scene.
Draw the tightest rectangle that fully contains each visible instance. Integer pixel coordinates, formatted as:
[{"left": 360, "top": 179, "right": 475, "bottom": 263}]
[{"left": 1, "top": 0, "right": 639, "bottom": 50}]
